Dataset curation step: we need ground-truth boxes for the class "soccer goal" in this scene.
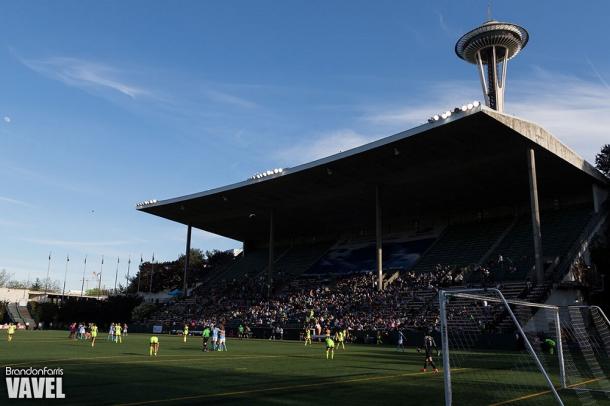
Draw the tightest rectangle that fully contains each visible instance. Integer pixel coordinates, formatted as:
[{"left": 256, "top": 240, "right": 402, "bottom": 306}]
[
  {"left": 438, "top": 288, "right": 565, "bottom": 405},
  {"left": 558, "top": 305, "right": 610, "bottom": 401}
]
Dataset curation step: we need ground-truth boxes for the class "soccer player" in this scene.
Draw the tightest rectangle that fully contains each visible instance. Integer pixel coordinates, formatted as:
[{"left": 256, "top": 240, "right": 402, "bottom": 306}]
[
  {"left": 336, "top": 330, "right": 345, "bottom": 350},
  {"left": 421, "top": 335, "right": 439, "bottom": 372},
  {"left": 304, "top": 328, "right": 312, "bottom": 346},
  {"left": 376, "top": 330, "right": 383, "bottom": 345},
  {"left": 325, "top": 336, "right": 335, "bottom": 360},
  {"left": 218, "top": 325, "right": 227, "bottom": 351},
  {"left": 7, "top": 323, "right": 16, "bottom": 342},
  {"left": 202, "top": 326, "right": 211, "bottom": 352},
  {"left": 238, "top": 324, "right": 244, "bottom": 340},
  {"left": 91, "top": 324, "right": 98, "bottom": 347},
  {"left": 396, "top": 330, "right": 406, "bottom": 352},
  {"left": 544, "top": 338, "right": 556, "bottom": 355},
  {"left": 183, "top": 324, "right": 189, "bottom": 343},
  {"left": 211, "top": 325, "right": 219, "bottom": 351},
  {"left": 149, "top": 336, "right": 159, "bottom": 356},
  {"left": 115, "top": 323, "right": 122, "bottom": 344},
  {"left": 107, "top": 323, "right": 115, "bottom": 341}
]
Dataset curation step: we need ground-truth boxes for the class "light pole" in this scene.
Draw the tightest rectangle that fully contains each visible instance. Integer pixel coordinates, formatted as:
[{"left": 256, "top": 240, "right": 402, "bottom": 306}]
[
  {"left": 62, "top": 254, "right": 70, "bottom": 301},
  {"left": 97, "top": 256, "right": 104, "bottom": 300},
  {"left": 80, "top": 256, "right": 87, "bottom": 297},
  {"left": 149, "top": 253, "right": 155, "bottom": 293},
  {"left": 125, "top": 256, "right": 131, "bottom": 293},
  {"left": 114, "top": 257, "right": 120, "bottom": 295},
  {"left": 44, "top": 252, "right": 52, "bottom": 299},
  {"left": 137, "top": 255, "right": 142, "bottom": 293}
]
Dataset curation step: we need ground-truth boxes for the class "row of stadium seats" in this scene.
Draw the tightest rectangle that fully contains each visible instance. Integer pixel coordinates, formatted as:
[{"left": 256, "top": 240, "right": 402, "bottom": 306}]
[{"left": 487, "top": 205, "right": 592, "bottom": 281}]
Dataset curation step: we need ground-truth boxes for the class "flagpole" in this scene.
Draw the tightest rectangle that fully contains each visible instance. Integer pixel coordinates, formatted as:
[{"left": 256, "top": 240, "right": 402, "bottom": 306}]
[
  {"left": 149, "top": 253, "right": 155, "bottom": 293},
  {"left": 126, "top": 255, "right": 131, "bottom": 292},
  {"left": 98, "top": 255, "right": 104, "bottom": 300},
  {"left": 80, "top": 256, "right": 87, "bottom": 297},
  {"left": 62, "top": 254, "right": 70, "bottom": 301},
  {"left": 114, "top": 257, "right": 120, "bottom": 295},
  {"left": 137, "top": 254, "right": 142, "bottom": 294},
  {"left": 44, "top": 252, "right": 52, "bottom": 299}
]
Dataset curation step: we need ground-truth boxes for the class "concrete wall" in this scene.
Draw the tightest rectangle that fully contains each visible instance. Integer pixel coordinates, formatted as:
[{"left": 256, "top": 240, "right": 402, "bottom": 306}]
[{"left": 0, "top": 288, "right": 29, "bottom": 304}]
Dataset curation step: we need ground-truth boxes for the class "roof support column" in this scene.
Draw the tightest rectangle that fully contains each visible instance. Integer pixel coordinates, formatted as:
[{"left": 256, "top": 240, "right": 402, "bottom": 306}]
[
  {"left": 183, "top": 224, "right": 192, "bottom": 298},
  {"left": 268, "top": 210, "right": 275, "bottom": 298},
  {"left": 376, "top": 185, "right": 383, "bottom": 292},
  {"left": 527, "top": 148, "right": 544, "bottom": 283},
  {"left": 592, "top": 183, "right": 606, "bottom": 213}
]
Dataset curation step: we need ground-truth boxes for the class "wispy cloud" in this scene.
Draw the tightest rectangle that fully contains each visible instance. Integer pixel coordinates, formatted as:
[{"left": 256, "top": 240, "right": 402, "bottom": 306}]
[
  {"left": 21, "top": 57, "right": 152, "bottom": 99},
  {"left": 275, "top": 129, "right": 380, "bottom": 166},
  {"left": 3, "top": 116, "right": 11, "bottom": 123},
  {"left": 2, "top": 163, "right": 100, "bottom": 196},
  {"left": 205, "top": 89, "right": 258, "bottom": 109},
  {"left": 437, "top": 12, "right": 452, "bottom": 36},
  {"left": 364, "top": 80, "right": 479, "bottom": 127},
  {"left": 0, "top": 196, "right": 35, "bottom": 208},
  {"left": 508, "top": 70, "right": 610, "bottom": 162},
  {"left": 585, "top": 57, "right": 610, "bottom": 91}
]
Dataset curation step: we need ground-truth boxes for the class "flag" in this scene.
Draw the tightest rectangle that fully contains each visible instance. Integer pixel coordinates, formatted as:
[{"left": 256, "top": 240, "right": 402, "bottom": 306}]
[
  {"left": 67, "top": 255, "right": 70, "bottom": 262},
  {"left": 152, "top": 253, "right": 155, "bottom": 262},
  {"left": 101, "top": 256, "right": 104, "bottom": 265},
  {"left": 140, "top": 254, "right": 143, "bottom": 264},
  {"left": 84, "top": 256, "right": 87, "bottom": 264},
  {"left": 48, "top": 252, "right": 51, "bottom": 260},
  {"left": 117, "top": 257, "right": 120, "bottom": 264}
]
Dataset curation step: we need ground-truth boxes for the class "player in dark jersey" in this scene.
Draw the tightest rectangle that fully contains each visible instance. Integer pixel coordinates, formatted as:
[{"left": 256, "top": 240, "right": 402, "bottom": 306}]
[{"left": 420, "top": 335, "right": 439, "bottom": 372}]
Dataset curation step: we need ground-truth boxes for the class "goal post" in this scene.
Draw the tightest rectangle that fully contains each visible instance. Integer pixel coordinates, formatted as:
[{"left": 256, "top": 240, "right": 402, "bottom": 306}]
[{"left": 439, "top": 288, "right": 565, "bottom": 405}]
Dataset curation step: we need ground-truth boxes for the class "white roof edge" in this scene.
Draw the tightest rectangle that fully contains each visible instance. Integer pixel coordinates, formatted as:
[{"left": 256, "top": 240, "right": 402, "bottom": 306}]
[{"left": 138, "top": 105, "right": 606, "bottom": 210}]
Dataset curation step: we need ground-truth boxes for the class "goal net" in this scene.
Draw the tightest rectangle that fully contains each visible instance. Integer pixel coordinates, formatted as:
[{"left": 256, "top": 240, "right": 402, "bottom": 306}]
[
  {"left": 558, "top": 305, "right": 610, "bottom": 402},
  {"left": 439, "top": 288, "right": 564, "bottom": 405}
]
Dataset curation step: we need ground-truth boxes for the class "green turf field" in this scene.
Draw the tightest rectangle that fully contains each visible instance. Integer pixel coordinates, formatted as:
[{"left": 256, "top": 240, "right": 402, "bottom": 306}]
[{"left": 0, "top": 330, "right": 607, "bottom": 405}]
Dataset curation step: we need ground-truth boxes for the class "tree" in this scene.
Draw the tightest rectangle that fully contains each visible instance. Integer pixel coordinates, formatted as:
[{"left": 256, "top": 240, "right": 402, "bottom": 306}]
[
  {"left": 595, "top": 144, "right": 610, "bottom": 177},
  {"left": 0, "top": 269, "right": 11, "bottom": 287},
  {"left": 6, "top": 280, "right": 29, "bottom": 289},
  {"left": 30, "top": 278, "right": 43, "bottom": 291},
  {"left": 85, "top": 288, "right": 112, "bottom": 297}
]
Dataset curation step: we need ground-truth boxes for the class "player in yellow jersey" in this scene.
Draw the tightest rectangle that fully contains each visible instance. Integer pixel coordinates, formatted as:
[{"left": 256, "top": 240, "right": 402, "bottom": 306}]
[
  {"left": 336, "top": 330, "right": 345, "bottom": 350},
  {"left": 115, "top": 323, "right": 122, "bottom": 343},
  {"left": 304, "top": 328, "right": 312, "bottom": 346},
  {"left": 7, "top": 323, "right": 16, "bottom": 342},
  {"left": 325, "top": 336, "right": 335, "bottom": 360},
  {"left": 183, "top": 324, "right": 189, "bottom": 343},
  {"left": 149, "top": 336, "right": 159, "bottom": 356},
  {"left": 91, "top": 324, "right": 98, "bottom": 347}
]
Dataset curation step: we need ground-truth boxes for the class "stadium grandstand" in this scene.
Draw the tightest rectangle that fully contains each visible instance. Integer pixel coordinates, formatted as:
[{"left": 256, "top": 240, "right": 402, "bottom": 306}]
[{"left": 136, "top": 103, "right": 609, "bottom": 340}]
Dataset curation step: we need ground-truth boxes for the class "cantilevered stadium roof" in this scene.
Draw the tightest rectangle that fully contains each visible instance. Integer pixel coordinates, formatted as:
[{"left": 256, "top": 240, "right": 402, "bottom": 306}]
[{"left": 136, "top": 106, "right": 607, "bottom": 242}]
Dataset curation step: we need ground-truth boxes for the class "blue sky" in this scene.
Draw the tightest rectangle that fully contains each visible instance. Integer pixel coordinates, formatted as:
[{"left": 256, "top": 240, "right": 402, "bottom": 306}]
[{"left": 1, "top": 1, "right": 609, "bottom": 291}]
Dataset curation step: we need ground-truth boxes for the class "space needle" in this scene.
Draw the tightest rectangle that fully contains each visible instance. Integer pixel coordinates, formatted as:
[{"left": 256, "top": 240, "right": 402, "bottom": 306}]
[{"left": 455, "top": 19, "right": 529, "bottom": 112}]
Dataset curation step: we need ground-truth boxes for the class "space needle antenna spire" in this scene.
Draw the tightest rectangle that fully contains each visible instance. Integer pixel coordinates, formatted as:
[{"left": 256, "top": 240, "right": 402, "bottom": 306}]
[{"left": 455, "top": 14, "right": 528, "bottom": 112}]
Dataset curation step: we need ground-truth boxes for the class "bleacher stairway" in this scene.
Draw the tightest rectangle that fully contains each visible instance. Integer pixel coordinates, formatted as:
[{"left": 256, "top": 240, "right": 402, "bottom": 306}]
[{"left": 7, "top": 302, "right": 34, "bottom": 327}]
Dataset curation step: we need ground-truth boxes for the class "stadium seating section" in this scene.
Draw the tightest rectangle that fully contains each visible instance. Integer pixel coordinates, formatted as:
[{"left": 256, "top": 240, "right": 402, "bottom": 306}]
[{"left": 144, "top": 204, "right": 595, "bottom": 338}]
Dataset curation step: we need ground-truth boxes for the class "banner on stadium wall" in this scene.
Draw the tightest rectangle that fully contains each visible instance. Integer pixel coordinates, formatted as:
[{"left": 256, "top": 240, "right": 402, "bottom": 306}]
[{"left": 152, "top": 325, "right": 162, "bottom": 334}]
